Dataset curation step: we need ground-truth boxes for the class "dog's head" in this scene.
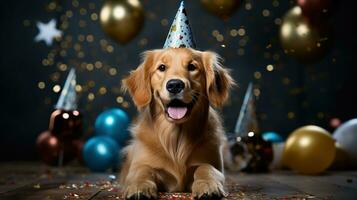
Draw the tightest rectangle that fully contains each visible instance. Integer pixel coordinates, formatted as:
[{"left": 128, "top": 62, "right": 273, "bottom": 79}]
[{"left": 122, "top": 48, "right": 234, "bottom": 123}]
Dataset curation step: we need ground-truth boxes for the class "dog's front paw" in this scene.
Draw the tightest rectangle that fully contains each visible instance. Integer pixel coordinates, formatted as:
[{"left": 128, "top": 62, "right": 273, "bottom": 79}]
[
  {"left": 124, "top": 180, "right": 158, "bottom": 200},
  {"left": 192, "top": 180, "right": 226, "bottom": 200}
]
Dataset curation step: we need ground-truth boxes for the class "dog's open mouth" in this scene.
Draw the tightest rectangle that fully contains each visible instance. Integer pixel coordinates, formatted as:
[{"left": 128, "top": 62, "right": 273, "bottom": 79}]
[{"left": 166, "top": 99, "right": 193, "bottom": 120}]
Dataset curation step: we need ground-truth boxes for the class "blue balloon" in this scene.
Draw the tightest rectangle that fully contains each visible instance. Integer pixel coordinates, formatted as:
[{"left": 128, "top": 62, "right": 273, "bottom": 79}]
[
  {"left": 83, "top": 136, "right": 120, "bottom": 172},
  {"left": 95, "top": 108, "right": 130, "bottom": 145},
  {"left": 262, "top": 131, "right": 284, "bottom": 143}
]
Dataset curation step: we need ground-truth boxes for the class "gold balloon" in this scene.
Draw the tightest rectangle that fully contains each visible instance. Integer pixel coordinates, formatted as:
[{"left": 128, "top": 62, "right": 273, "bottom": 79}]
[
  {"left": 100, "top": 0, "right": 144, "bottom": 44},
  {"left": 201, "top": 0, "right": 241, "bottom": 19},
  {"left": 279, "top": 6, "right": 331, "bottom": 63},
  {"left": 283, "top": 125, "right": 336, "bottom": 174}
]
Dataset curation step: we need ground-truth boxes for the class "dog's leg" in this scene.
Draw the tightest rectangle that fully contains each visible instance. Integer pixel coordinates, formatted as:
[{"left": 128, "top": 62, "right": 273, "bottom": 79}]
[
  {"left": 191, "top": 164, "right": 226, "bottom": 200},
  {"left": 124, "top": 165, "right": 158, "bottom": 200}
]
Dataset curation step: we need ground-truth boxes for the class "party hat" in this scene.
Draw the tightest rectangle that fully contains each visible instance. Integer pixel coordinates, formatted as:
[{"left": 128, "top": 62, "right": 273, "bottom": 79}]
[
  {"left": 234, "top": 82, "right": 259, "bottom": 136},
  {"left": 55, "top": 68, "right": 77, "bottom": 111},
  {"left": 163, "top": 1, "right": 196, "bottom": 48}
]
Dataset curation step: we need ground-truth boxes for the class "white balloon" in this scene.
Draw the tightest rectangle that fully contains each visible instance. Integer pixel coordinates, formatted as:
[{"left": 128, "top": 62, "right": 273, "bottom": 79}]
[{"left": 333, "top": 119, "right": 357, "bottom": 168}]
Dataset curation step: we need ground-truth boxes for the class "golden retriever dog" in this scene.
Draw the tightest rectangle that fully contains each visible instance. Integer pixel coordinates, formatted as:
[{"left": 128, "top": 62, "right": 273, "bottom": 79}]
[{"left": 120, "top": 47, "right": 234, "bottom": 200}]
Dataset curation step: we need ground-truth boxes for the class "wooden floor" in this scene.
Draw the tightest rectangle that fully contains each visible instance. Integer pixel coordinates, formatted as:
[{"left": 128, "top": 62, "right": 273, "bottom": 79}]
[{"left": 0, "top": 162, "right": 356, "bottom": 200}]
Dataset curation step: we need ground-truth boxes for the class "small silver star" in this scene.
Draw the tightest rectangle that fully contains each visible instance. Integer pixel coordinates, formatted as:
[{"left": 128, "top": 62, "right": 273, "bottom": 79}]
[{"left": 34, "top": 19, "right": 62, "bottom": 46}]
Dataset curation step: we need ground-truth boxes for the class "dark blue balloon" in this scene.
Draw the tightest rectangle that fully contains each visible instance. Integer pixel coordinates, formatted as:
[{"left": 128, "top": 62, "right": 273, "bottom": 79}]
[
  {"left": 95, "top": 108, "right": 130, "bottom": 145},
  {"left": 262, "top": 131, "right": 284, "bottom": 143},
  {"left": 83, "top": 136, "right": 120, "bottom": 172}
]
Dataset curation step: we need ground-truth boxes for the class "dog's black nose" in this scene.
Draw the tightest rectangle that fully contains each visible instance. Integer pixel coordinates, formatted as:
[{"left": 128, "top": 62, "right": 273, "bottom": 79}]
[{"left": 166, "top": 79, "right": 185, "bottom": 94}]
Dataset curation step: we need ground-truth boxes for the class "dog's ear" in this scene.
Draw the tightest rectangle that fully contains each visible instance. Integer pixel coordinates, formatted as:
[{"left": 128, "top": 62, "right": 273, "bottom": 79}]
[
  {"left": 202, "top": 51, "right": 235, "bottom": 108},
  {"left": 122, "top": 51, "right": 155, "bottom": 110}
]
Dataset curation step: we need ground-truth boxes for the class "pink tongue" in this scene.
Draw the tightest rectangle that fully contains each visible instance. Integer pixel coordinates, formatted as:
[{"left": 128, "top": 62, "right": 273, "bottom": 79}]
[{"left": 167, "top": 107, "right": 188, "bottom": 120}]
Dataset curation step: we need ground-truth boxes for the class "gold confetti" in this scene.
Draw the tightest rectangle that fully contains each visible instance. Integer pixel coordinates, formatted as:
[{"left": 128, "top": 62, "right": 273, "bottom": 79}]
[
  {"left": 86, "top": 35, "right": 94, "bottom": 42},
  {"left": 88, "top": 81, "right": 95, "bottom": 88},
  {"left": 109, "top": 68, "right": 117, "bottom": 76},
  {"left": 99, "top": 87, "right": 107, "bottom": 95},
  {"left": 245, "top": 3, "right": 252, "bottom": 10},
  {"left": 88, "top": 93, "right": 95, "bottom": 101},
  {"left": 212, "top": 30, "right": 219, "bottom": 37},
  {"left": 53, "top": 85, "right": 61, "bottom": 93},
  {"left": 262, "top": 9, "right": 270, "bottom": 17},
  {"left": 254, "top": 71, "right": 262, "bottom": 79},
  {"left": 116, "top": 96, "right": 124, "bottom": 103},
  {"left": 91, "top": 13, "right": 98, "bottom": 21},
  {"left": 160, "top": 19, "right": 168, "bottom": 26},
  {"left": 230, "top": 29, "right": 238, "bottom": 37},
  {"left": 59, "top": 63, "right": 67, "bottom": 71},
  {"left": 288, "top": 112, "right": 295, "bottom": 119},
  {"left": 79, "top": 8, "right": 87, "bottom": 15},
  {"left": 266, "top": 64, "right": 274, "bottom": 71},
  {"left": 238, "top": 28, "right": 246, "bottom": 36},
  {"left": 38, "top": 82, "right": 45, "bottom": 89},
  {"left": 95, "top": 61, "right": 103, "bottom": 69},
  {"left": 75, "top": 85, "right": 82, "bottom": 92},
  {"left": 86, "top": 63, "right": 94, "bottom": 71}
]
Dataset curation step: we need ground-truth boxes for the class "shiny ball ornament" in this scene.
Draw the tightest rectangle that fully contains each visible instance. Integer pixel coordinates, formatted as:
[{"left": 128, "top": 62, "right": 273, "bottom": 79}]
[
  {"left": 95, "top": 108, "right": 130, "bottom": 145},
  {"left": 262, "top": 131, "right": 284, "bottom": 143},
  {"left": 49, "top": 109, "right": 83, "bottom": 141},
  {"left": 279, "top": 6, "right": 331, "bottom": 63},
  {"left": 201, "top": 0, "right": 241, "bottom": 20},
  {"left": 283, "top": 125, "right": 336, "bottom": 174},
  {"left": 36, "top": 131, "right": 76, "bottom": 166},
  {"left": 83, "top": 136, "right": 121, "bottom": 172},
  {"left": 333, "top": 119, "right": 357, "bottom": 168},
  {"left": 100, "top": 0, "right": 144, "bottom": 44}
]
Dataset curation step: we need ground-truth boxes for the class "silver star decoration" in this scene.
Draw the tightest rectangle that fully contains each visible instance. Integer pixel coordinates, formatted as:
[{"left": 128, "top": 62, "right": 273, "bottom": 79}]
[{"left": 34, "top": 19, "right": 62, "bottom": 46}]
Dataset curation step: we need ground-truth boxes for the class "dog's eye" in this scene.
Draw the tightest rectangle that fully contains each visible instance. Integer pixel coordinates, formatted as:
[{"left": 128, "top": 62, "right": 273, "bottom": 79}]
[
  {"left": 158, "top": 64, "right": 166, "bottom": 72},
  {"left": 188, "top": 63, "right": 196, "bottom": 71}
]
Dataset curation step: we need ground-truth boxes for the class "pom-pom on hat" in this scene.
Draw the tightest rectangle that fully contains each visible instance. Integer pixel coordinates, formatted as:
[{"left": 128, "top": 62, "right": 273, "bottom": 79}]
[{"left": 163, "top": 1, "right": 196, "bottom": 49}]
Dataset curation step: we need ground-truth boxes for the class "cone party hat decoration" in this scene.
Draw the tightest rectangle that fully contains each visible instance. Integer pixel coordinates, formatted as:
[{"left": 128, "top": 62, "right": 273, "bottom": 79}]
[
  {"left": 55, "top": 68, "right": 77, "bottom": 111},
  {"left": 234, "top": 82, "right": 259, "bottom": 136},
  {"left": 163, "top": 1, "right": 196, "bottom": 48},
  {"left": 225, "top": 82, "right": 272, "bottom": 173}
]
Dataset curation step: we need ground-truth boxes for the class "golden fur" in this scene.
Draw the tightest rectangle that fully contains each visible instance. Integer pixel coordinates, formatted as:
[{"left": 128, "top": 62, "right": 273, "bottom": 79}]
[{"left": 121, "top": 48, "right": 235, "bottom": 199}]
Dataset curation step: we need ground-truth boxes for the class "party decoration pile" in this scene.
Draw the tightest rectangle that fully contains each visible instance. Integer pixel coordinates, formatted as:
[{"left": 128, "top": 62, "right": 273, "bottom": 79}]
[
  {"left": 100, "top": 0, "right": 144, "bottom": 44},
  {"left": 333, "top": 119, "right": 357, "bottom": 168},
  {"left": 83, "top": 108, "right": 130, "bottom": 172},
  {"left": 283, "top": 125, "right": 335, "bottom": 174},
  {"left": 37, "top": 69, "right": 83, "bottom": 166},
  {"left": 224, "top": 83, "right": 273, "bottom": 172}
]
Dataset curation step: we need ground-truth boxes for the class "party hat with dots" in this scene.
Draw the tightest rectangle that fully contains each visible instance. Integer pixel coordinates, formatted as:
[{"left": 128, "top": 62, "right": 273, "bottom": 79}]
[
  {"left": 163, "top": 1, "right": 196, "bottom": 48},
  {"left": 55, "top": 68, "right": 77, "bottom": 111}
]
